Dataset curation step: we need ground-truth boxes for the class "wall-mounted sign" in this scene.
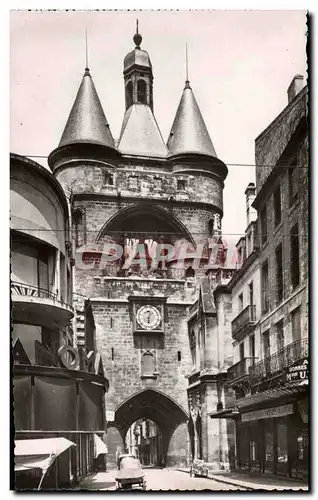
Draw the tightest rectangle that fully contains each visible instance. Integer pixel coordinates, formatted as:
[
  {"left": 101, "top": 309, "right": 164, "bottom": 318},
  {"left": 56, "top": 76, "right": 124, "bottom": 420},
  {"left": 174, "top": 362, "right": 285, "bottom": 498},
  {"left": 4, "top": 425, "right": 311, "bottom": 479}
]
[
  {"left": 14, "top": 338, "right": 104, "bottom": 377},
  {"left": 241, "top": 403, "right": 294, "bottom": 422},
  {"left": 285, "top": 358, "right": 308, "bottom": 383},
  {"left": 106, "top": 410, "right": 115, "bottom": 422}
]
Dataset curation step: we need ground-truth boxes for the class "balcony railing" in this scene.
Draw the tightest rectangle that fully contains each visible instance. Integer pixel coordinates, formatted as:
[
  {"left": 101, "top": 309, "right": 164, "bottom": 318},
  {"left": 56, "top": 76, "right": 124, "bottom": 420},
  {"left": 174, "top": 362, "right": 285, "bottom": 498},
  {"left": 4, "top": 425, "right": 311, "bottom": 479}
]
[
  {"left": 249, "top": 338, "right": 308, "bottom": 382},
  {"left": 11, "top": 281, "right": 73, "bottom": 311},
  {"left": 227, "top": 357, "right": 258, "bottom": 382},
  {"left": 11, "top": 281, "right": 57, "bottom": 300},
  {"left": 232, "top": 305, "right": 256, "bottom": 338}
]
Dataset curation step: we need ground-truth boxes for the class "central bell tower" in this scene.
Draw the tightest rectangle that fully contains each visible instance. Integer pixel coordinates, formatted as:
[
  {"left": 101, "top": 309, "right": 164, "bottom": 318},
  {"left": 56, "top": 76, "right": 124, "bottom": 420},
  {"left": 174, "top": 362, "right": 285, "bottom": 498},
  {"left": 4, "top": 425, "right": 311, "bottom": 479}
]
[
  {"left": 49, "top": 23, "right": 229, "bottom": 470},
  {"left": 123, "top": 21, "right": 154, "bottom": 111}
]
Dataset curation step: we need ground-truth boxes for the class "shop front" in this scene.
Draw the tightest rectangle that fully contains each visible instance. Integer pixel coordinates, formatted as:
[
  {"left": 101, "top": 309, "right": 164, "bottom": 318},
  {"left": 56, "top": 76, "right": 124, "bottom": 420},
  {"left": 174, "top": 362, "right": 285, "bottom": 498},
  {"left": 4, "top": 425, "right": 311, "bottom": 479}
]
[
  {"left": 236, "top": 395, "right": 308, "bottom": 480},
  {"left": 13, "top": 339, "right": 109, "bottom": 490}
]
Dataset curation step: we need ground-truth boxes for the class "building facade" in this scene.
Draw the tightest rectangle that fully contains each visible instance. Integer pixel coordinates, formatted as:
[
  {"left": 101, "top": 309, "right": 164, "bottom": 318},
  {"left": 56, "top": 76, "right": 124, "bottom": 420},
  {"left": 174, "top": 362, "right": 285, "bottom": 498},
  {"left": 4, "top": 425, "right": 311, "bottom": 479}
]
[
  {"left": 11, "top": 153, "right": 109, "bottom": 489},
  {"left": 47, "top": 28, "right": 230, "bottom": 469},
  {"left": 225, "top": 76, "right": 309, "bottom": 480}
]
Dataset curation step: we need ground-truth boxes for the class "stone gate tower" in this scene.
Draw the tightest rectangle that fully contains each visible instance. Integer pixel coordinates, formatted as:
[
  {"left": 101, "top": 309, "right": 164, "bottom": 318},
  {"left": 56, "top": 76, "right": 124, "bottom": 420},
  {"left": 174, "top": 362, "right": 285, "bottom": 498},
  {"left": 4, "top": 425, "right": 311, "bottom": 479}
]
[{"left": 48, "top": 27, "right": 228, "bottom": 468}]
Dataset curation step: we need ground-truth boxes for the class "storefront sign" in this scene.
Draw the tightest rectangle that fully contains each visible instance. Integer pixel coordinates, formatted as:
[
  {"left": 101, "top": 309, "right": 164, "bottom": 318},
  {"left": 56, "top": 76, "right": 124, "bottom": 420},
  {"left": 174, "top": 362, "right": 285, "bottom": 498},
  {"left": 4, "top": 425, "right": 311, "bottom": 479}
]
[
  {"left": 285, "top": 358, "right": 308, "bottom": 383},
  {"left": 241, "top": 404, "right": 294, "bottom": 422},
  {"left": 15, "top": 338, "right": 104, "bottom": 376}
]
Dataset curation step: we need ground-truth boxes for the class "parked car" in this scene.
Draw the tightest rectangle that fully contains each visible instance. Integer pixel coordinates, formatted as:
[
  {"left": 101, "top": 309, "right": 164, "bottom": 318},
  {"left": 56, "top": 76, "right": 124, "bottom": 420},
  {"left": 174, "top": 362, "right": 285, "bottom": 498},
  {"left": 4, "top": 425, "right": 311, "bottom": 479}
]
[{"left": 115, "top": 456, "right": 146, "bottom": 491}]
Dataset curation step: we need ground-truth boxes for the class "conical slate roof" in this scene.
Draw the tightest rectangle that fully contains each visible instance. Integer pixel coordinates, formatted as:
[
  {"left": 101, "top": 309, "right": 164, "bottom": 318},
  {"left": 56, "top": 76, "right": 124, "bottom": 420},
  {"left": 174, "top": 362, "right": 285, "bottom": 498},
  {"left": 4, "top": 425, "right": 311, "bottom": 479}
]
[
  {"left": 59, "top": 68, "right": 115, "bottom": 149},
  {"left": 167, "top": 81, "right": 217, "bottom": 157},
  {"left": 118, "top": 104, "right": 168, "bottom": 158}
]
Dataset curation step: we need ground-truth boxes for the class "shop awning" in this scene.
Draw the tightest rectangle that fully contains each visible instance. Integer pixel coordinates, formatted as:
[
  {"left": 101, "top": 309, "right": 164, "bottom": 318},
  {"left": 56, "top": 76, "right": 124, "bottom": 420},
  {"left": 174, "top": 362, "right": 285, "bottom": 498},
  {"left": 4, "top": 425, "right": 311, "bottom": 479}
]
[
  {"left": 15, "top": 437, "right": 76, "bottom": 473},
  {"left": 94, "top": 434, "right": 108, "bottom": 457},
  {"left": 236, "top": 380, "right": 308, "bottom": 409}
]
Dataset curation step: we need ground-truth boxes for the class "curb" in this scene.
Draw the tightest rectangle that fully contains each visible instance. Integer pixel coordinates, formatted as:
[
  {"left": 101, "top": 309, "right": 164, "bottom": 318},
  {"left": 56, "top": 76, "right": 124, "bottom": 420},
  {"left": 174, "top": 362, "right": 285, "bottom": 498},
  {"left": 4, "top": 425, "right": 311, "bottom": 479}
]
[
  {"left": 175, "top": 469, "right": 307, "bottom": 492},
  {"left": 175, "top": 469, "right": 253, "bottom": 491}
]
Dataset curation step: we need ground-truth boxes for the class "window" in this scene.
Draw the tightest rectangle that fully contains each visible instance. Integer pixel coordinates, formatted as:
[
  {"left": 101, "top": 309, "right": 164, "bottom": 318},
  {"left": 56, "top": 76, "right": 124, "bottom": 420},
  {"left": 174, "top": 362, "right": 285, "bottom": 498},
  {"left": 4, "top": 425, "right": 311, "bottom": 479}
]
[
  {"left": 289, "top": 163, "right": 299, "bottom": 207},
  {"left": 249, "top": 282, "right": 254, "bottom": 306},
  {"left": 239, "top": 342, "right": 245, "bottom": 361},
  {"left": 126, "top": 81, "right": 133, "bottom": 108},
  {"left": 104, "top": 171, "right": 113, "bottom": 186},
  {"left": 11, "top": 238, "right": 51, "bottom": 291},
  {"left": 137, "top": 79, "right": 147, "bottom": 104},
  {"left": 260, "top": 206, "right": 267, "bottom": 245},
  {"left": 73, "top": 210, "right": 84, "bottom": 248},
  {"left": 189, "top": 329, "right": 196, "bottom": 367},
  {"left": 129, "top": 176, "right": 138, "bottom": 189},
  {"left": 185, "top": 266, "right": 195, "bottom": 278},
  {"left": 263, "top": 330, "right": 270, "bottom": 358},
  {"left": 238, "top": 293, "right": 244, "bottom": 312},
  {"left": 208, "top": 219, "right": 214, "bottom": 237},
  {"left": 275, "top": 243, "right": 283, "bottom": 304},
  {"left": 290, "top": 223, "right": 300, "bottom": 289},
  {"left": 249, "top": 335, "right": 255, "bottom": 359},
  {"left": 274, "top": 185, "right": 282, "bottom": 227},
  {"left": 262, "top": 260, "right": 269, "bottom": 314},
  {"left": 291, "top": 307, "right": 301, "bottom": 343},
  {"left": 276, "top": 320, "right": 284, "bottom": 352},
  {"left": 154, "top": 177, "right": 162, "bottom": 190},
  {"left": 247, "top": 234, "right": 252, "bottom": 256},
  {"left": 177, "top": 351, "right": 181, "bottom": 362},
  {"left": 141, "top": 351, "right": 155, "bottom": 376},
  {"left": 177, "top": 179, "right": 186, "bottom": 191}
]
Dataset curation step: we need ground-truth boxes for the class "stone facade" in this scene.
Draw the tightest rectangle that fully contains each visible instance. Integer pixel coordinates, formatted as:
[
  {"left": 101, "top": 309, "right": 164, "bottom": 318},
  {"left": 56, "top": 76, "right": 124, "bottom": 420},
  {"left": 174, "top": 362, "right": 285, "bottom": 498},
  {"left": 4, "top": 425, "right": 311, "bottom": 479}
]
[
  {"left": 48, "top": 33, "right": 230, "bottom": 469},
  {"left": 224, "top": 79, "right": 309, "bottom": 480}
]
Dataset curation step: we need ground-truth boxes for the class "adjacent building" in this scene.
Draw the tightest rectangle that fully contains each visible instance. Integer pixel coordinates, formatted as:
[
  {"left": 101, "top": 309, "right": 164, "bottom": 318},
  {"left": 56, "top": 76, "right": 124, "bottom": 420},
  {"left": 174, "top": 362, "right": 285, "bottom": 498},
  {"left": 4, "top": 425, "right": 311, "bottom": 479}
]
[
  {"left": 224, "top": 76, "right": 309, "bottom": 481},
  {"left": 11, "top": 153, "right": 109, "bottom": 489}
]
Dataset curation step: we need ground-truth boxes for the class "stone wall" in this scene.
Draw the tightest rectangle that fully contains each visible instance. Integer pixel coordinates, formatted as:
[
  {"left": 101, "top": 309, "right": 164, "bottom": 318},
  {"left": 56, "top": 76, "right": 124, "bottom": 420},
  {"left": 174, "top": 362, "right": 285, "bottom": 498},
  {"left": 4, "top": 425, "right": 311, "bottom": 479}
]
[{"left": 255, "top": 88, "right": 307, "bottom": 191}]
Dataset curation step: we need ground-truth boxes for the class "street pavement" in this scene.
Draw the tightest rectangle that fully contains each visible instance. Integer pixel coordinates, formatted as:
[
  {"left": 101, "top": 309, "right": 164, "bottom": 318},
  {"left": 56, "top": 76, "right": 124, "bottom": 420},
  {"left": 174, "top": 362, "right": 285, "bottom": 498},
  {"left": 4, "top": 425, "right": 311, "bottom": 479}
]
[{"left": 79, "top": 468, "right": 247, "bottom": 491}]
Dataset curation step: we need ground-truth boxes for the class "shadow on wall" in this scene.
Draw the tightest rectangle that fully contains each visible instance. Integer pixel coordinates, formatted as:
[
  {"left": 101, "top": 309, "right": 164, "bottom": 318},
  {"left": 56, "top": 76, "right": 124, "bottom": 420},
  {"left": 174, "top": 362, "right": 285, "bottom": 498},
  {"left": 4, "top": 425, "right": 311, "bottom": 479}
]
[
  {"left": 166, "top": 422, "right": 189, "bottom": 468},
  {"left": 106, "top": 426, "right": 125, "bottom": 470}
]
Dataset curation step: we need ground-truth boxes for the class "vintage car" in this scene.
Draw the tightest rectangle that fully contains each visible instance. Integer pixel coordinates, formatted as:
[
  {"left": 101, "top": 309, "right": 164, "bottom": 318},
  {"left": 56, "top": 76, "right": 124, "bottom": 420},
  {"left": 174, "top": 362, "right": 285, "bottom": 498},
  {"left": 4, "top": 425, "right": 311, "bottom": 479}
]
[{"left": 115, "top": 456, "right": 146, "bottom": 491}]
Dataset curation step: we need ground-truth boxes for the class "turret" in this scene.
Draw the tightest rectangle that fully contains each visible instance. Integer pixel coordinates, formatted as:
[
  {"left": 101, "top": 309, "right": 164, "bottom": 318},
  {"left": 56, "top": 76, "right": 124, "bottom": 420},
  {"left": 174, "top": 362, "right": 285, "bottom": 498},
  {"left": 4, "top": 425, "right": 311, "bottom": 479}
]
[{"left": 48, "top": 66, "right": 120, "bottom": 172}]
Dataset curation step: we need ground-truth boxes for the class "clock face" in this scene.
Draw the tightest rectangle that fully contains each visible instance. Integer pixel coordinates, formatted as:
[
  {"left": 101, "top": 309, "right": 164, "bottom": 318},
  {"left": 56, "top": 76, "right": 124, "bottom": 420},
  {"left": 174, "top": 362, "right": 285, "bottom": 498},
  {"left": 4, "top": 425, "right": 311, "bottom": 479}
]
[{"left": 136, "top": 305, "right": 161, "bottom": 330}]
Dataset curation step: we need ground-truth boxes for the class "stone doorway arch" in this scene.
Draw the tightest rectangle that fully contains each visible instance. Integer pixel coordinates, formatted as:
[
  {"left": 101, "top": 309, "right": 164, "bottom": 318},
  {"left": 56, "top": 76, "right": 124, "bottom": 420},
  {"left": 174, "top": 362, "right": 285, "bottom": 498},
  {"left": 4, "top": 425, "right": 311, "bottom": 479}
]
[{"left": 106, "top": 389, "right": 190, "bottom": 469}]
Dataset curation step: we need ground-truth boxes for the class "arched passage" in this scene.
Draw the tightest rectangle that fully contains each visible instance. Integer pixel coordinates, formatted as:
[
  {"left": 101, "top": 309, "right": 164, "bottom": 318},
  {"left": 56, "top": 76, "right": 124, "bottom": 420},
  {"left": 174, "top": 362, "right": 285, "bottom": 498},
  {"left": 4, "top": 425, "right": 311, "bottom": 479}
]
[{"left": 109, "top": 389, "right": 189, "bottom": 468}]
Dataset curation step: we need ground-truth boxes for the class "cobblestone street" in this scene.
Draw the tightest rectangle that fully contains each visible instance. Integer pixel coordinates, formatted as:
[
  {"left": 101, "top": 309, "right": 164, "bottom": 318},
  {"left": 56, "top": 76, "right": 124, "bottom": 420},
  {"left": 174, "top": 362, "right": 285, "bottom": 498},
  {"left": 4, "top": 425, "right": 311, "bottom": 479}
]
[{"left": 79, "top": 468, "right": 246, "bottom": 491}]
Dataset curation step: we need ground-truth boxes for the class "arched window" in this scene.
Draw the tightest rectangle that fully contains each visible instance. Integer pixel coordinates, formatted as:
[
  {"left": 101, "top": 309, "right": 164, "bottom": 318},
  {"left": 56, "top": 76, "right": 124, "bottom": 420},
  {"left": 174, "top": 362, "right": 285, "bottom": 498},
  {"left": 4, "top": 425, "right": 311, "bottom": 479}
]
[
  {"left": 141, "top": 351, "right": 154, "bottom": 376},
  {"left": 208, "top": 219, "right": 214, "bottom": 237},
  {"left": 185, "top": 266, "right": 195, "bottom": 278},
  {"left": 126, "top": 81, "right": 133, "bottom": 108},
  {"left": 137, "top": 79, "right": 147, "bottom": 104},
  {"left": 73, "top": 209, "right": 85, "bottom": 248}
]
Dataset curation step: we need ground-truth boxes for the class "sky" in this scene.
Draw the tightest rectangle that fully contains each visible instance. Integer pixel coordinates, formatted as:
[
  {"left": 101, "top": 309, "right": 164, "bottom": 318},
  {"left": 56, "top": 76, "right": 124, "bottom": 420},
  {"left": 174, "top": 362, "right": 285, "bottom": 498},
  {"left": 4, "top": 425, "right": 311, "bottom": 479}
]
[{"left": 10, "top": 10, "right": 307, "bottom": 239}]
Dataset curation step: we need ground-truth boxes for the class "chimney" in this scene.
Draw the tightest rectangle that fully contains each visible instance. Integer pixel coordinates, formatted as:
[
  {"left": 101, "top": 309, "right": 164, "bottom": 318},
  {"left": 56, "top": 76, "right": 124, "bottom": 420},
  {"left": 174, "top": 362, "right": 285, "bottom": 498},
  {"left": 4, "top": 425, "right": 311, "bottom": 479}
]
[
  {"left": 287, "top": 75, "right": 304, "bottom": 104},
  {"left": 245, "top": 182, "right": 257, "bottom": 227}
]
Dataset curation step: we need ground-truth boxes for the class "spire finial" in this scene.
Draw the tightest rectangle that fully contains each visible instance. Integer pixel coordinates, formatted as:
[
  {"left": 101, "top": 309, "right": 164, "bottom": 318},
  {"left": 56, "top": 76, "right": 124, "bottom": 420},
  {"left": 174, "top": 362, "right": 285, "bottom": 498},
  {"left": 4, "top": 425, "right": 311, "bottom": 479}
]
[
  {"left": 85, "top": 28, "right": 89, "bottom": 73},
  {"left": 133, "top": 19, "right": 142, "bottom": 48},
  {"left": 185, "top": 42, "right": 191, "bottom": 88}
]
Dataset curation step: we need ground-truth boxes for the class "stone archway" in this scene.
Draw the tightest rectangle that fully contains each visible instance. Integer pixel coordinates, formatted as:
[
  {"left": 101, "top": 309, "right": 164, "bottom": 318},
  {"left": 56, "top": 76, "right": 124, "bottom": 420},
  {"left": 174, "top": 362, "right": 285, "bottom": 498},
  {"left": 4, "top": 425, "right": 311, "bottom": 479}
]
[
  {"left": 95, "top": 202, "right": 195, "bottom": 246},
  {"left": 107, "top": 389, "right": 189, "bottom": 469}
]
